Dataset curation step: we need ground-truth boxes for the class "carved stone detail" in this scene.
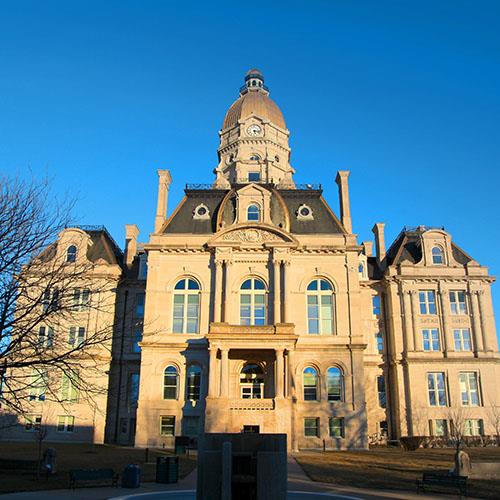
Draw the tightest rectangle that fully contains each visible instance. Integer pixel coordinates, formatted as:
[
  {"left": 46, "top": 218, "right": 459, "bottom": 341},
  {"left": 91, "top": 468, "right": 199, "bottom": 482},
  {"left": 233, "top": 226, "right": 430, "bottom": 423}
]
[{"left": 221, "top": 228, "right": 282, "bottom": 244}]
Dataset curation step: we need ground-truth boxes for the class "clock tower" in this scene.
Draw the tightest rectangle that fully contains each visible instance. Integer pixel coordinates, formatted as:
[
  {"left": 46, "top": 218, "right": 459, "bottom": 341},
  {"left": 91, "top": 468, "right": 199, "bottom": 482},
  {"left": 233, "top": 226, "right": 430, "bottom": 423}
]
[{"left": 214, "top": 69, "right": 295, "bottom": 188}]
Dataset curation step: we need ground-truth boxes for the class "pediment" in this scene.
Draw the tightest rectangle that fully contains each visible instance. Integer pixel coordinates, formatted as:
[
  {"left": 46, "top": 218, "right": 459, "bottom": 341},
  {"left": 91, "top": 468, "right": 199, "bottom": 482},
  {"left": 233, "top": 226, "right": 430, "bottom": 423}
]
[{"left": 208, "top": 223, "right": 297, "bottom": 248}]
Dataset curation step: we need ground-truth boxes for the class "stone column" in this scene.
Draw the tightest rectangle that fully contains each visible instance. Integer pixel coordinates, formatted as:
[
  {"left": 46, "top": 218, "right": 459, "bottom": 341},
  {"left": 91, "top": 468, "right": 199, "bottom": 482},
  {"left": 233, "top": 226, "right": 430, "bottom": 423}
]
[
  {"left": 220, "top": 348, "right": 229, "bottom": 398},
  {"left": 470, "top": 290, "right": 484, "bottom": 353},
  {"left": 213, "top": 260, "right": 223, "bottom": 323},
  {"left": 154, "top": 170, "right": 172, "bottom": 233},
  {"left": 223, "top": 260, "right": 232, "bottom": 322},
  {"left": 275, "top": 348, "right": 284, "bottom": 398},
  {"left": 438, "top": 284, "right": 451, "bottom": 354},
  {"left": 282, "top": 261, "right": 291, "bottom": 323},
  {"left": 478, "top": 291, "right": 494, "bottom": 352},
  {"left": 208, "top": 347, "right": 219, "bottom": 397},
  {"left": 410, "top": 290, "right": 420, "bottom": 351},
  {"left": 403, "top": 290, "right": 414, "bottom": 352},
  {"left": 273, "top": 259, "right": 281, "bottom": 324}
]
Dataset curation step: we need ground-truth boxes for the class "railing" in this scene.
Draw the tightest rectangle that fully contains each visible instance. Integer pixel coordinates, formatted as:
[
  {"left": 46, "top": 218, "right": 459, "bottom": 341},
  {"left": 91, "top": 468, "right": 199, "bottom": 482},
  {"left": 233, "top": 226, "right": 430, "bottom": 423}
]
[
  {"left": 229, "top": 399, "right": 275, "bottom": 411},
  {"left": 292, "top": 184, "right": 322, "bottom": 191},
  {"left": 403, "top": 225, "right": 445, "bottom": 232},
  {"left": 185, "top": 182, "right": 322, "bottom": 191},
  {"left": 185, "top": 184, "right": 217, "bottom": 190}
]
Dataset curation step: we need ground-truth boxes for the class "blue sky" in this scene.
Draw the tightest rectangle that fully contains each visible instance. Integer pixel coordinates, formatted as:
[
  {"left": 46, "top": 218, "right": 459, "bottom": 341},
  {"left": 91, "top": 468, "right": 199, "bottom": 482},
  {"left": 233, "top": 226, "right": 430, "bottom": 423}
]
[{"left": 1, "top": 1, "right": 499, "bottom": 338}]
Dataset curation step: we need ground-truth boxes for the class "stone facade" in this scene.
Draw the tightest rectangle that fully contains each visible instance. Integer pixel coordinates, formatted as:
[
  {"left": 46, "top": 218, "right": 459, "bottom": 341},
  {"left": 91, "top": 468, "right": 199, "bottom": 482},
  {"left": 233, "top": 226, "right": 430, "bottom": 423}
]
[{"left": 3, "top": 69, "right": 499, "bottom": 450}]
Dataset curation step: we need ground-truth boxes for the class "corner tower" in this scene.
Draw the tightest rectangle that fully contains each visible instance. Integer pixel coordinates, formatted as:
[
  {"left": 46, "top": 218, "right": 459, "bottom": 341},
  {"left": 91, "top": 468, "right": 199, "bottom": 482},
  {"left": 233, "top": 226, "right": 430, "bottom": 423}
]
[{"left": 214, "top": 69, "right": 295, "bottom": 188}]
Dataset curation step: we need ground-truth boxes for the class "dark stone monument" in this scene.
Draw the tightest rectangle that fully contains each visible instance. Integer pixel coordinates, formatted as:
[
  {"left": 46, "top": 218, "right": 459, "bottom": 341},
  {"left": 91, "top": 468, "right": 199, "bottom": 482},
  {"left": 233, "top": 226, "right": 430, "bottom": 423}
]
[{"left": 196, "top": 433, "right": 287, "bottom": 500}]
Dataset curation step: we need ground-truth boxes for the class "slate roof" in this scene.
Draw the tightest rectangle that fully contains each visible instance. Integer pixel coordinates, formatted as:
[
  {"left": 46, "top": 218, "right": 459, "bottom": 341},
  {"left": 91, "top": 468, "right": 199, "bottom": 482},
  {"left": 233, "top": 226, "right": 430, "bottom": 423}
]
[
  {"left": 385, "top": 228, "right": 472, "bottom": 267},
  {"left": 162, "top": 185, "right": 345, "bottom": 235}
]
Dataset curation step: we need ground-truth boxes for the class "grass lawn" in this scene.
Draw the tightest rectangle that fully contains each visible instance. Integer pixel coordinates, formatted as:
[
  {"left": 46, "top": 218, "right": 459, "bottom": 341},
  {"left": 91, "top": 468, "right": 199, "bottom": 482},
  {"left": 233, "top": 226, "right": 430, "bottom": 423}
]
[
  {"left": 295, "top": 447, "right": 500, "bottom": 499},
  {"left": 0, "top": 441, "right": 197, "bottom": 494}
]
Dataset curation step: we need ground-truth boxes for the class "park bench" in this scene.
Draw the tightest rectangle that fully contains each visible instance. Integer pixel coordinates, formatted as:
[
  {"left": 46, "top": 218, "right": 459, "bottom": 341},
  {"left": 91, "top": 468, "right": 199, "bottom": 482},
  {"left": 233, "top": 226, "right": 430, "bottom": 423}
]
[
  {"left": 69, "top": 468, "right": 119, "bottom": 489},
  {"left": 416, "top": 470, "right": 467, "bottom": 496}
]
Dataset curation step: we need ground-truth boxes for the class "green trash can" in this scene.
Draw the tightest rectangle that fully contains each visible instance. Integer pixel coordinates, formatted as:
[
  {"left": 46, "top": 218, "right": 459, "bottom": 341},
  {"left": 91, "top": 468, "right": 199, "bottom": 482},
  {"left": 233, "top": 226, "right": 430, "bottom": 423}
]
[{"left": 156, "top": 456, "right": 178, "bottom": 484}]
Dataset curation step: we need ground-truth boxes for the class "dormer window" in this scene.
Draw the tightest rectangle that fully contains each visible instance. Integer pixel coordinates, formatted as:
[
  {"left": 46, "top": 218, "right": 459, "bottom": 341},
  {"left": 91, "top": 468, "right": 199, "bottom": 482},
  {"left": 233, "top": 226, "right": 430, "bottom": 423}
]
[
  {"left": 432, "top": 246, "right": 444, "bottom": 265},
  {"left": 66, "top": 245, "right": 77, "bottom": 263},
  {"left": 247, "top": 204, "right": 260, "bottom": 222},
  {"left": 248, "top": 172, "right": 260, "bottom": 182}
]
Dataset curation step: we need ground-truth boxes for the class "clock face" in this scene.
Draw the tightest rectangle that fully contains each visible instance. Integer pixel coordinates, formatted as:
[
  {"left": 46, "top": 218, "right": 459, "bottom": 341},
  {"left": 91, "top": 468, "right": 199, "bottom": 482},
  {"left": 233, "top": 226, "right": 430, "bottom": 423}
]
[{"left": 246, "top": 124, "right": 262, "bottom": 136}]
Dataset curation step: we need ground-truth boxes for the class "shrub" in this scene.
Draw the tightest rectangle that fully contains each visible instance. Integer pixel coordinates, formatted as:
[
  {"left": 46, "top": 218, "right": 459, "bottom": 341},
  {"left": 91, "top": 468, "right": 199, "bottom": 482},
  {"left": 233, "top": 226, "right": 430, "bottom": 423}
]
[{"left": 400, "top": 436, "right": 427, "bottom": 451}]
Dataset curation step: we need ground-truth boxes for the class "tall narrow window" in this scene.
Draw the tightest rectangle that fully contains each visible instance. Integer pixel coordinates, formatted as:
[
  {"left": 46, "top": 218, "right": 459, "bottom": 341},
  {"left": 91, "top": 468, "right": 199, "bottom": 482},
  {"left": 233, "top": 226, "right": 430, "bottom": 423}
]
[
  {"left": 136, "top": 293, "right": 145, "bottom": 318},
  {"left": 427, "top": 372, "right": 447, "bottom": 406},
  {"left": 372, "top": 295, "right": 381, "bottom": 317},
  {"left": 247, "top": 204, "right": 260, "bottom": 221},
  {"left": 186, "top": 365, "right": 201, "bottom": 401},
  {"left": 449, "top": 291, "right": 467, "bottom": 315},
  {"left": 240, "top": 278, "right": 266, "bottom": 326},
  {"left": 172, "top": 278, "right": 200, "bottom": 333},
  {"left": 60, "top": 371, "right": 79, "bottom": 402},
  {"left": 329, "top": 417, "right": 344, "bottom": 438},
  {"left": 375, "top": 332, "right": 384, "bottom": 353},
  {"left": 432, "top": 246, "right": 444, "bottom": 264},
  {"left": 422, "top": 329, "right": 440, "bottom": 351},
  {"left": 129, "top": 373, "right": 140, "bottom": 406},
  {"left": 419, "top": 291, "right": 436, "bottom": 314},
  {"left": 454, "top": 329, "right": 472, "bottom": 352},
  {"left": 459, "top": 372, "right": 480, "bottom": 406},
  {"left": 377, "top": 375, "right": 386, "bottom": 408},
  {"left": 132, "top": 329, "right": 142, "bottom": 353},
  {"left": 326, "top": 367, "right": 343, "bottom": 402},
  {"left": 163, "top": 366, "right": 179, "bottom": 400},
  {"left": 66, "top": 245, "right": 77, "bottom": 263},
  {"left": 303, "top": 367, "right": 318, "bottom": 401},
  {"left": 307, "top": 279, "right": 334, "bottom": 335}
]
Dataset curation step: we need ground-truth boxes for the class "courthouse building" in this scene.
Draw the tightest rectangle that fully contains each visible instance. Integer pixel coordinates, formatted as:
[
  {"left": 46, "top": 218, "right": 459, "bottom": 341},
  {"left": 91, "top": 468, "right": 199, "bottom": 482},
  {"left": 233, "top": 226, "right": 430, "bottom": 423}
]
[{"left": 6, "top": 69, "right": 500, "bottom": 450}]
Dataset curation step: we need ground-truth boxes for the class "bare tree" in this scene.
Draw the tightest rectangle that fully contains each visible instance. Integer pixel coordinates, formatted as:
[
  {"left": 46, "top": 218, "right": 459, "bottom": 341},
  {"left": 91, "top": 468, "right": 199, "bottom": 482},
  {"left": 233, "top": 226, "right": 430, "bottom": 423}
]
[{"left": 0, "top": 175, "right": 120, "bottom": 422}]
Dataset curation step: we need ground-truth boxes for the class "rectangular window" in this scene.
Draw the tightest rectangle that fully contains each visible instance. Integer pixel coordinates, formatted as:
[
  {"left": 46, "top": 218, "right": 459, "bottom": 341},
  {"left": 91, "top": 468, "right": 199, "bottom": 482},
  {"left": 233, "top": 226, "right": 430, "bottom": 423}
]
[
  {"left": 329, "top": 417, "right": 344, "bottom": 438},
  {"left": 248, "top": 172, "right": 261, "bottom": 182},
  {"left": 129, "top": 373, "right": 140, "bottom": 406},
  {"left": 132, "top": 330, "right": 142, "bottom": 353},
  {"left": 454, "top": 329, "right": 472, "bottom": 352},
  {"left": 464, "top": 419, "right": 483, "bottom": 436},
  {"left": 419, "top": 291, "right": 437, "bottom": 314},
  {"left": 422, "top": 329, "right": 440, "bottom": 351},
  {"left": 68, "top": 327, "right": 85, "bottom": 347},
  {"left": 427, "top": 372, "right": 447, "bottom": 407},
  {"left": 459, "top": 372, "right": 480, "bottom": 406},
  {"left": 72, "top": 289, "right": 90, "bottom": 311},
  {"left": 430, "top": 419, "right": 448, "bottom": 436},
  {"left": 307, "top": 295, "right": 319, "bottom": 334},
  {"left": 304, "top": 417, "right": 319, "bottom": 437},
  {"left": 377, "top": 375, "right": 386, "bottom": 408},
  {"left": 38, "top": 326, "right": 54, "bottom": 348},
  {"left": 42, "top": 288, "right": 59, "bottom": 312},
  {"left": 136, "top": 293, "right": 145, "bottom": 318},
  {"left": 25, "top": 415, "right": 42, "bottom": 431},
  {"left": 449, "top": 291, "right": 467, "bottom": 315},
  {"left": 372, "top": 295, "right": 381, "bottom": 317},
  {"left": 375, "top": 332, "right": 384, "bottom": 353},
  {"left": 57, "top": 415, "right": 74, "bottom": 432},
  {"left": 29, "top": 369, "right": 48, "bottom": 401},
  {"left": 138, "top": 254, "right": 148, "bottom": 280},
  {"left": 160, "top": 415, "right": 175, "bottom": 436},
  {"left": 60, "top": 371, "right": 79, "bottom": 402}
]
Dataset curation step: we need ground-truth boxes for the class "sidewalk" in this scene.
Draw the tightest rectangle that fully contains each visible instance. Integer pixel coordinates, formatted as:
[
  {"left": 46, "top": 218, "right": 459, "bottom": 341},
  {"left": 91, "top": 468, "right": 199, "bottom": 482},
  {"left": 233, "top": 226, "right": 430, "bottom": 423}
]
[{"left": 0, "top": 468, "right": 197, "bottom": 500}]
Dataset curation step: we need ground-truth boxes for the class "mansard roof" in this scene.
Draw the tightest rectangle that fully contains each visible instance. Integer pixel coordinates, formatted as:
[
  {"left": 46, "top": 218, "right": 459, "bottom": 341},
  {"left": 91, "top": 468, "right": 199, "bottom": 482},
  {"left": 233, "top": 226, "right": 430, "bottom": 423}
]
[
  {"left": 162, "top": 184, "right": 345, "bottom": 235},
  {"left": 385, "top": 226, "right": 472, "bottom": 266}
]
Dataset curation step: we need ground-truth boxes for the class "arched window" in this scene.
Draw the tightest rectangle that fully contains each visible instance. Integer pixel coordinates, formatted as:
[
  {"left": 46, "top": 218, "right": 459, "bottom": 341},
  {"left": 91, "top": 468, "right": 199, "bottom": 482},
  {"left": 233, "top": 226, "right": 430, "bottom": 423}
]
[
  {"left": 173, "top": 278, "right": 200, "bottom": 333},
  {"left": 186, "top": 365, "right": 201, "bottom": 401},
  {"left": 303, "top": 367, "right": 318, "bottom": 400},
  {"left": 327, "top": 367, "right": 343, "bottom": 402},
  {"left": 306, "top": 278, "right": 334, "bottom": 335},
  {"left": 249, "top": 154, "right": 260, "bottom": 161},
  {"left": 66, "top": 245, "right": 77, "bottom": 263},
  {"left": 240, "top": 363, "right": 264, "bottom": 399},
  {"left": 163, "top": 365, "right": 178, "bottom": 399},
  {"left": 247, "top": 204, "right": 260, "bottom": 221},
  {"left": 240, "top": 278, "right": 266, "bottom": 325},
  {"left": 432, "top": 246, "right": 444, "bottom": 265}
]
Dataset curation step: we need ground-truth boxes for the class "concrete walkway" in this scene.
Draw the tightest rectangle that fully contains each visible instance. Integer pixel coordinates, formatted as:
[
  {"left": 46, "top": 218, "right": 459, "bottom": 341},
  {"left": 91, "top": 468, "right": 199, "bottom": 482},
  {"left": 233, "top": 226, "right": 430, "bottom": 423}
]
[{"left": 0, "top": 459, "right": 469, "bottom": 500}]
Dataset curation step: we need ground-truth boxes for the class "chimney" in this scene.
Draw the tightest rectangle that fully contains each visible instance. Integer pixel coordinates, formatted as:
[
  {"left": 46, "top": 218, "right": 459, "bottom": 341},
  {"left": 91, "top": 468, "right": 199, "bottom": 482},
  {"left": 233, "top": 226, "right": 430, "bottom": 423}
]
[
  {"left": 154, "top": 170, "right": 172, "bottom": 233},
  {"left": 372, "top": 223, "right": 386, "bottom": 262},
  {"left": 125, "top": 224, "right": 139, "bottom": 267},
  {"left": 335, "top": 170, "right": 352, "bottom": 233},
  {"left": 362, "top": 241, "right": 373, "bottom": 257}
]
